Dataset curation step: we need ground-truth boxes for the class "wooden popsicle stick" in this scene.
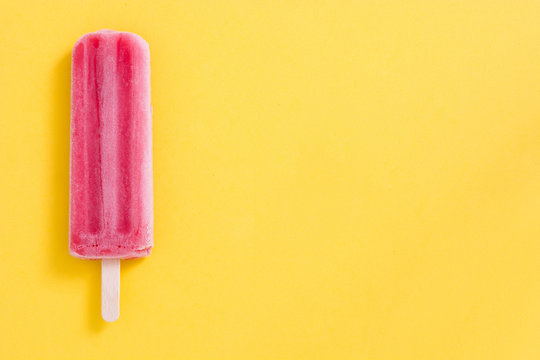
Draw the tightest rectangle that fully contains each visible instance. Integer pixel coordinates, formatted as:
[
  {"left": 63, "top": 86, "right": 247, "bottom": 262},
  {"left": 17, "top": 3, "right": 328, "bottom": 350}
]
[{"left": 102, "top": 259, "right": 120, "bottom": 322}]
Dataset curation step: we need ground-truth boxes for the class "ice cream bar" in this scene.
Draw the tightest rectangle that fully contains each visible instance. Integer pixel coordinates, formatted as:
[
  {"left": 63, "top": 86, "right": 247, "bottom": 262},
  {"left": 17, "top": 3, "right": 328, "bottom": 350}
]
[{"left": 69, "top": 30, "right": 153, "bottom": 260}]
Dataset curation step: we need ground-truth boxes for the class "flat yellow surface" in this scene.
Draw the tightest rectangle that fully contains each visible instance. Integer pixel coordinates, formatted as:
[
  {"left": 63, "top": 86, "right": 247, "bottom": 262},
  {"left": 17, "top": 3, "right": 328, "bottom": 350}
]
[{"left": 0, "top": 1, "right": 539, "bottom": 359}]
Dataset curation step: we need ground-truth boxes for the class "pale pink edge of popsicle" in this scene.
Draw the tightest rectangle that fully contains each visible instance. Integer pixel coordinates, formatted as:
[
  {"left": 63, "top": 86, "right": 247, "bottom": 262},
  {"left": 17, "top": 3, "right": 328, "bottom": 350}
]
[
  {"left": 68, "top": 248, "right": 153, "bottom": 260},
  {"left": 68, "top": 30, "right": 153, "bottom": 261}
]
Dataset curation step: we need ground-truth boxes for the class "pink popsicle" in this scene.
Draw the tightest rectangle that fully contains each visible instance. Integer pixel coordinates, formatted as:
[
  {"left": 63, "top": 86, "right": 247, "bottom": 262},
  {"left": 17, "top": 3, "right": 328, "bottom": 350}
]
[{"left": 69, "top": 30, "right": 153, "bottom": 260}]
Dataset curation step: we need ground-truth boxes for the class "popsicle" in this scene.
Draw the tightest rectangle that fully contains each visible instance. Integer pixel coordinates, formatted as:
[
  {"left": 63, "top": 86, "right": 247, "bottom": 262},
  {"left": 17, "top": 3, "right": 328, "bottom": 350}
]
[{"left": 69, "top": 30, "right": 153, "bottom": 321}]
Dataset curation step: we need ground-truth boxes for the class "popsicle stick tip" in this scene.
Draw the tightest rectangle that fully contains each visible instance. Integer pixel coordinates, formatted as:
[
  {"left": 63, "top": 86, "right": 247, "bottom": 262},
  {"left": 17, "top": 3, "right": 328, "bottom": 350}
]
[{"left": 103, "top": 311, "right": 119, "bottom": 322}]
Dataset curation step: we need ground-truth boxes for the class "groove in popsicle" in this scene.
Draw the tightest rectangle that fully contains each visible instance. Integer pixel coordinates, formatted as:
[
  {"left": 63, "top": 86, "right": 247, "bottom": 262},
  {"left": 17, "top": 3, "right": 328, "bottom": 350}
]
[
  {"left": 85, "top": 36, "right": 104, "bottom": 235},
  {"left": 116, "top": 34, "right": 134, "bottom": 235}
]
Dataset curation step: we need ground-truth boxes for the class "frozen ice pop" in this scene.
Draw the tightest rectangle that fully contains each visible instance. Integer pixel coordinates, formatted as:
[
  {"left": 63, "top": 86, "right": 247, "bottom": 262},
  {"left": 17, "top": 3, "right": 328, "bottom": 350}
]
[{"left": 69, "top": 30, "right": 153, "bottom": 321}]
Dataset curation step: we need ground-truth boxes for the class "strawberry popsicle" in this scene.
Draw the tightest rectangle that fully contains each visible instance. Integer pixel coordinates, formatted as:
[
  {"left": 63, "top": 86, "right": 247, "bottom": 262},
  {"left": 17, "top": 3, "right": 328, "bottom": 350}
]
[{"left": 69, "top": 30, "right": 153, "bottom": 321}]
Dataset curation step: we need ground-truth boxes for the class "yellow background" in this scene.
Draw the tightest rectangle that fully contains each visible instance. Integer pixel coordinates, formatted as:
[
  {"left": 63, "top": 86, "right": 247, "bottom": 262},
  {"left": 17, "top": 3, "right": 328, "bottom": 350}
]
[{"left": 0, "top": 1, "right": 539, "bottom": 359}]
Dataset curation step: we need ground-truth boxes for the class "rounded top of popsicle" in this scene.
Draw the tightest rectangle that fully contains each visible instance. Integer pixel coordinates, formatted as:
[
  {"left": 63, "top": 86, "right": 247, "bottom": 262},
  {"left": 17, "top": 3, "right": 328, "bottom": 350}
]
[{"left": 73, "top": 30, "right": 149, "bottom": 51}]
